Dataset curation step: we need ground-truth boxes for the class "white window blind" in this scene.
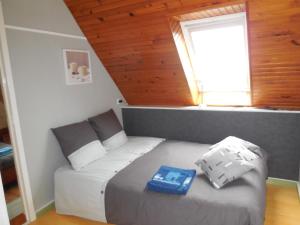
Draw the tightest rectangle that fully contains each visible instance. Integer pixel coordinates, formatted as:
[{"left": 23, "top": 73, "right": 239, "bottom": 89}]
[{"left": 181, "top": 13, "right": 251, "bottom": 106}]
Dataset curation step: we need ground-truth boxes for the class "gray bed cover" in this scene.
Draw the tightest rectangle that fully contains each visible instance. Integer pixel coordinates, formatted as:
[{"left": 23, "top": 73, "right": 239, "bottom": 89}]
[{"left": 105, "top": 140, "right": 268, "bottom": 225}]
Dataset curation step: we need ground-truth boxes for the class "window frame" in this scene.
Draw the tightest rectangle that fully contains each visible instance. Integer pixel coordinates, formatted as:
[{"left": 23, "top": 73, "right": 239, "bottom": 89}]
[{"left": 180, "top": 12, "right": 252, "bottom": 106}]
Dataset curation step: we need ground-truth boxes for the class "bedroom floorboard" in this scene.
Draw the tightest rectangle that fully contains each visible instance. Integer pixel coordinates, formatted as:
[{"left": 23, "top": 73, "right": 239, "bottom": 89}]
[
  {"left": 265, "top": 183, "right": 300, "bottom": 225},
  {"left": 29, "top": 183, "right": 300, "bottom": 225}
]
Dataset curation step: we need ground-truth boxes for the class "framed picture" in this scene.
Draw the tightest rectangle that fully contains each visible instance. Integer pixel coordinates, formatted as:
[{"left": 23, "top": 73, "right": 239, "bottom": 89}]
[{"left": 63, "top": 49, "right": 92, "bottom": 85}]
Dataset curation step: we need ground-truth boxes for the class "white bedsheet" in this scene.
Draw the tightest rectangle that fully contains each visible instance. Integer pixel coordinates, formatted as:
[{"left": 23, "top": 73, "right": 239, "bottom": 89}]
[{"left": 55, "top": 136, "right": 165, "bottom": 222}]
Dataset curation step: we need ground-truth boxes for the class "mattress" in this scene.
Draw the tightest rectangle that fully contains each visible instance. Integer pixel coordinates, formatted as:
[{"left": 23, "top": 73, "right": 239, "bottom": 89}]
[{"left": 54, "top": 136, "right": 165, "bottom": 222}]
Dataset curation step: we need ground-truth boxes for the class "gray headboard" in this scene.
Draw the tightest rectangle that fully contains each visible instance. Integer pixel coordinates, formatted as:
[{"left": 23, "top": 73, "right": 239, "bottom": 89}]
[{"left": 122, "top": 107, "right": 300, "bottom": 181}]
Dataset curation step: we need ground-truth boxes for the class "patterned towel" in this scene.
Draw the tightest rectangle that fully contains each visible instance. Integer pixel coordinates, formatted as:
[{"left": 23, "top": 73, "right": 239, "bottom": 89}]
[{"left": 147, "top": 166, "right": 196, "bottom": 195}]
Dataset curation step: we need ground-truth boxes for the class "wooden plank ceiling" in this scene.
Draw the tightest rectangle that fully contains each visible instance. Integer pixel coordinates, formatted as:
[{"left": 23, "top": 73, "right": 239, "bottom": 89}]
[{"left": 64, "top": 0, "right": 300, "bottom": 109}]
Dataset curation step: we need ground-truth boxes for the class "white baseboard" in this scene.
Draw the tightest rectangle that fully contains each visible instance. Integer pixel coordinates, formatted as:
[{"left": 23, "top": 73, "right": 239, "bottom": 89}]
[
  {"left": 6, "top": 197, "right": 24, "bottom": 220},
  {"left": 267, "top": 177, "right": 298, "bottom": 185},
  {"left": 268, "top": 177, "right": 298, "bottom": 184},
  {"left": 35, "top": 200, "right": 54, "bottom": 217}
]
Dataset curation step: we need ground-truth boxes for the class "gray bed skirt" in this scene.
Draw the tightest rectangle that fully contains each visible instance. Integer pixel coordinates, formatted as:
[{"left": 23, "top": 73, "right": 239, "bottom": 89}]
[{"left": 105, "top": 140, "right": 268, "bottom": 225}]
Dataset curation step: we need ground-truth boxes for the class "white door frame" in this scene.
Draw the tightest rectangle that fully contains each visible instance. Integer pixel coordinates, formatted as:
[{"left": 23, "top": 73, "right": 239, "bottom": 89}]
[
  {"left": 0, "top": 174, "right": 10, "bottom": 225},
  {"left": 0, "top": 1, "right": 36, "bottom": 222}
]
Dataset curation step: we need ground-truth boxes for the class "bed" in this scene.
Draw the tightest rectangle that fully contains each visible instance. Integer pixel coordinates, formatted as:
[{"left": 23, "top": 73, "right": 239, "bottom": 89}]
[{"left": 55, "top": 136, "right": 268, "bottom": 225}]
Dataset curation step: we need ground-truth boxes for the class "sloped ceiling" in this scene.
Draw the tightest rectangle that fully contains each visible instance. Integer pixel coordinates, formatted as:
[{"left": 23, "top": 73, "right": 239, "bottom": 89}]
[{"left": 64, "top": 0, "right": 300, "bottom": 109}]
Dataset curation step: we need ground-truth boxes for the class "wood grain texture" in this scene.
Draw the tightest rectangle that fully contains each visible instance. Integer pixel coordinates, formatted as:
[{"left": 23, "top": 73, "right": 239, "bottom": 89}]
[
  {"left": 174, "top": 3, "right": 245, "bottom": 21},
  {"left": 265, "top": 182, "right": 300, "bottom": 225},
  {"left": 1, "top": 166, "right": 17, "bottom": 186},
  {"left": 168, "top": 16, "right": 200, "bottom": 104},
  {"left": 64, "top": 0, "right": 300, "bottom": 109},
  {"left": 248, "top": 0, "right": 300, "bottom": 109},
  {"left": 29, "top": 183, "right": 300, "bottom": 225},
  {"left": 10, "top": 213, "right": 26, "bottom": 225}
]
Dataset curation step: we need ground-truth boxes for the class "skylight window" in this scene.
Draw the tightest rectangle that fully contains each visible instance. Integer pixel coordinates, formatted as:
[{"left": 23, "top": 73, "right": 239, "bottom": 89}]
[{"left": 181, "top": 13, "right": 251, "bottom": 106}]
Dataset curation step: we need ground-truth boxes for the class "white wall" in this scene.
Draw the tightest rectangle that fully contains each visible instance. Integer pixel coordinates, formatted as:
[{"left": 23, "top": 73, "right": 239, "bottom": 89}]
[{"left": 2, "top": 0, "right": 124, "bottom": 211}]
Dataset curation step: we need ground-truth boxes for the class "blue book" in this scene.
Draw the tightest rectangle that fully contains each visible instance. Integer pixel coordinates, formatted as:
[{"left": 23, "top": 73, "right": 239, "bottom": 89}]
[
  {"left": 147, "top": 166, "right": 196, "bottom": 195},
  {"left": 0, "top": 143, "right": 13, "bottom": 156}
]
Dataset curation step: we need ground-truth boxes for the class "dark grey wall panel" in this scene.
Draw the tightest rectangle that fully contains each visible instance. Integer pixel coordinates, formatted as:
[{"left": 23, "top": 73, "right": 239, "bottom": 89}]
[{"left": 122, "top": 108, "right": 300, "bottom": 181}]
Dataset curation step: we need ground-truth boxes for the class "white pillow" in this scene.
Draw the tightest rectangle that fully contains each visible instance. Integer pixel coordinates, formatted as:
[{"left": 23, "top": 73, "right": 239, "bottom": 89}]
[
  {"left": 68, "top": 140, "right": 106, "bottom": 171},
  {"left": 103, "top": 130, "right": 128, "bottom": 150},
  {"left": 195, "top": 145, "right": 255, "bottom": 189}
]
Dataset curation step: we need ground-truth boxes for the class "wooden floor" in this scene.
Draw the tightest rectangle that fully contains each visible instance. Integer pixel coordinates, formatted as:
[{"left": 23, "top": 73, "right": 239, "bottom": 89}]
[
  {"left": 265, "top": 183, "right": 300, "bottom": 225},
  {"left": 10, "top": 214, "right": 26, "bottom": 225},
  {"left": 30, "top": 183, "right": 299, "bottom": 225},
  {"left": 4, "top": 184, "right": 26, "bottom": 225}
]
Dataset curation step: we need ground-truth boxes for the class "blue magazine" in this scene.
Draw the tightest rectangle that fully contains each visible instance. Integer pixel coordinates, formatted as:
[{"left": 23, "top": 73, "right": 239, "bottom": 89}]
[{"left": 147, "top": 166, "right": 196, "bottom": 195}]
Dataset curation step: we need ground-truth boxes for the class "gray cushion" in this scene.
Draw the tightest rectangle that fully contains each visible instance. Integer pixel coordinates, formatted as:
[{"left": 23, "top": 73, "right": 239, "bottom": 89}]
[
  {"left": 52, "top": 121, "right": 99, "bottom": 159},
  {"left": 88, "top": 109, "right": 123, "bottom": 142},
  {"left": 195, "top": 146, "right": 255, "bottom": 189},
  {"left": 210, "top": 136, "right": 260, "bottom": 161},
  {"left": 210, "top": 136, "right": 263, "bottom": 158}
]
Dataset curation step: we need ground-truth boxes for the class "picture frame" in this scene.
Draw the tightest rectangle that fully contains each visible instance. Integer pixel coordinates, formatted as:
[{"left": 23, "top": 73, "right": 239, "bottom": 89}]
[{"left": 63, "top": 49, "right": 92, "bottom": 85}]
